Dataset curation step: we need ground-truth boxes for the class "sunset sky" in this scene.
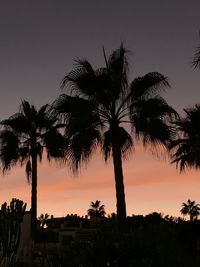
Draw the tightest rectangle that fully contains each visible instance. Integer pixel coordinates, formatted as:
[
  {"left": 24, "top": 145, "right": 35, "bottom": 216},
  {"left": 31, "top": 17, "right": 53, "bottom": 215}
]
[{"left": 0, "top": 1, "right": 200, "bottom": 218}]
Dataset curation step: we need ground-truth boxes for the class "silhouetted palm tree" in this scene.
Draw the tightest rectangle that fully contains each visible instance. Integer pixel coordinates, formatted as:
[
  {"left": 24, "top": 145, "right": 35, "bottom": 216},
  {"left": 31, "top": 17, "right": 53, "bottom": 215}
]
[
  {"left": 0, "top": 100, "right": 65, "bottom": 237},
  {"left": 87, "top": 200, "right": 106, "bottom": 218},
  {"left": 53, "top": 45, "right": 177, "bottom": 222},
  {"left": 180, "top": 199, "right": 200, "bottom": 221},
  {"left": 38, "top": 213, "right": 50, "bottom": 229},
  {"left": 170, "top": 105, "right": 200, "bottom": 171}
]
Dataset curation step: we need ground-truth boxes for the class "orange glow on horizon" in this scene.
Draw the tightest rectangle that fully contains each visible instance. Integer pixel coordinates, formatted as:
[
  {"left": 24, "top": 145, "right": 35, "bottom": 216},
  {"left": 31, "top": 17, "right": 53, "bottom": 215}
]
[{"left": 0, "top": 146, "right": 200, "bottom": 219}]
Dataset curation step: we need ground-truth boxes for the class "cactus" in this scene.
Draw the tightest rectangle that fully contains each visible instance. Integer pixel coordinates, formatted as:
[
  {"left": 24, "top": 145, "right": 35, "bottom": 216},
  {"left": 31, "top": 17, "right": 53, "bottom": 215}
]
[{"left": 0, "top": 198, "right": 26, "bottom": 267}]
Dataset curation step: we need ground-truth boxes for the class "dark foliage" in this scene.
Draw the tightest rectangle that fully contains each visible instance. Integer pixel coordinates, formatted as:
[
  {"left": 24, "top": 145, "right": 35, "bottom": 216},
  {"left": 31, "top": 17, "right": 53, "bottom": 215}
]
[
  {"left": 170, "top": 105, "right": 200, "bottom": 171},
  {"left": 35, "top": 214, "right": 200, "bottom": 267}
]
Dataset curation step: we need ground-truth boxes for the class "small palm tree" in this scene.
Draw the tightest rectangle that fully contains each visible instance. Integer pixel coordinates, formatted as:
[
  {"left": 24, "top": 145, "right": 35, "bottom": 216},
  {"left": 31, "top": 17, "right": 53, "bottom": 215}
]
[
  {"left": 87, "top": 200, "right": 106, "bottom": 218},
  {"left": 180, "top": 199, "right": 200, "bottom": 221},
  {"left": 0, "top": 100, "right": 66, "bottom": 238},
  {"left": 53, "top": 45, "right": 177, "bottom": 222},
  {"left": 170, "top": 105, "right": 200, "bottom": 171},
  {"left": 38, "top": 213, "right": 50, "bottom": 229}
]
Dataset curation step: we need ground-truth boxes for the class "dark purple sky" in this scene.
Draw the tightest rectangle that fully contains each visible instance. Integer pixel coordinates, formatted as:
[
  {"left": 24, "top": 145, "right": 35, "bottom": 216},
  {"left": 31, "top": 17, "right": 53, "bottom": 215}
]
[
  {"left": 0, "top": 1, "right": 200, "bottom": 217},
  {"left": 0, "top": 1, "right": 199, "bottom": 118}
]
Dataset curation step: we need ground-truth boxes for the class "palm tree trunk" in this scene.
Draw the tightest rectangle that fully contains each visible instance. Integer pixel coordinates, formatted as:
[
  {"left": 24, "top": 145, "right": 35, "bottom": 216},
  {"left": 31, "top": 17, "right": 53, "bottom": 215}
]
[
  {"left": 112, "top": 142, "right": 127, "bottom": 222},
  {"left": 31, "top": 142, "right": 37, "bottom": 239}
]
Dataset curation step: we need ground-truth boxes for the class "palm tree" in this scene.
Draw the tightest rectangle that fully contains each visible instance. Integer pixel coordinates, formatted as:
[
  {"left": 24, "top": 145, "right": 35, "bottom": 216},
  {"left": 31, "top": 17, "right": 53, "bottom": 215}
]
[
  {"left": 180, "top": 199, "right": 200, "bottom": 221},
  {"left": 87, "top": 200, "right": 106, "bottom": 218},
  {"left": 38, "top": 213, "right": 50, "bottom": 229},
  {"left": 170, "top": 105, "right": 200, "bottom": 171},
  {"left": 0, "top": 100, "right": 66, "bottom": 238},
  {"left": 53, "top": 45, "right": 177, "bottom": 222}
]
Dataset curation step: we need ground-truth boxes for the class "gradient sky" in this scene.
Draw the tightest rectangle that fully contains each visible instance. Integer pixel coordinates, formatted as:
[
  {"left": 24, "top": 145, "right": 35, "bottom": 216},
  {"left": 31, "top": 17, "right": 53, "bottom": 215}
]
[{"left": 0, "top": 1, "right": 200, "bottom": 218}]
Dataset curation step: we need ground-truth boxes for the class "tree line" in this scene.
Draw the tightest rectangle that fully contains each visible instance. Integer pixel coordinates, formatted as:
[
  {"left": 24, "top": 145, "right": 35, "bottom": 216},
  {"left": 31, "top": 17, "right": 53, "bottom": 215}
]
[{"left": 0, "top": 41, "right": 200, "bottom": 240}]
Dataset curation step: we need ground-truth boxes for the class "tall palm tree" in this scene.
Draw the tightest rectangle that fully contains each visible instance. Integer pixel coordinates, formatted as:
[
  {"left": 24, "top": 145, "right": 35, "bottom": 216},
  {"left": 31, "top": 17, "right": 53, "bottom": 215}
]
[
  {"left": 53, "top": 45, "right": 177, "bottom": 222},
  {"left": 180, "top": 199, "right": 200, "bottom": 221},
  {"left": 0, "top": 100, "right": 66, "bottom": 237},
  {"left": 87, "top": 200, "right": 106, "bottom": 218},
  {"left": 170, "top": 105, "right": 200, "bottom": 171}
]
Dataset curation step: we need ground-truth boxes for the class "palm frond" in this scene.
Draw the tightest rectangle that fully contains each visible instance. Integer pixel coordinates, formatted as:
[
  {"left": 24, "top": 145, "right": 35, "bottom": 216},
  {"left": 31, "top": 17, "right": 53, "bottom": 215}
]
[
  {"left": 61, "top": 59, "right": 95, "bottom": 90},
  {"left": 131, "top": 96, "right": 177, "bottom": 148},
  {"left": 20, "top": 100, "right": 36, "bottom": 120},
  {"left": 1, "top": 113, "right": 30, "bottom": 134},
  {"left": 61, "top": 63, "right": 97, "bottom": 98},
  {"left": 52, "top": 95, "right": 102, "bottom": 137},
  {"left": 192, "top": 45, "right": 200, "bottom": 68},
  {"left": 107, "top": 44, "right": 129, "bottom": 100},
  {"left": 171, "top": 141, "right": 200, "bottom": 171},
  {"left": 18, "top": 146, "right": 30, "bottom": 163},
  {"left": 130, "top": 72, "right": 170, "bottom": 100},
  {"left": 170, "top": 105, "right": 200, "bottom": 171},
  {"left": 0, "top": 130, "right": 20, "bottom": 172},
  {"left": 66, "top": 128, "right": 101, "bottom": 174},
  {"left": 36, "top": 104, "right": 56, "bottom": 130},
  {"left": 133, "top": 116, "right": 175, "bottom": 148},
  {"left": 74, "top": 59, "right": 95, "bottom": 74},
  {"left": 52, "top": 95, "right": 93, "bottom": 120},
  {"left": 130, "top": 96, "right": 178, "bottom": 121},
  {"left": 108, "top": 43, "right": 129, "bottom": 82},
  {"left": 43, "top": 128, "right": 66, "bottom": 160}
]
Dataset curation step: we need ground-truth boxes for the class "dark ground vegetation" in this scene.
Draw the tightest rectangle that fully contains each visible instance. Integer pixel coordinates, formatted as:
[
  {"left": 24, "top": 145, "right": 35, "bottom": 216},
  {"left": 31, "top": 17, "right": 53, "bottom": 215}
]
[{"left": 33, "top": 213, "right": 200, "bottom": 267}]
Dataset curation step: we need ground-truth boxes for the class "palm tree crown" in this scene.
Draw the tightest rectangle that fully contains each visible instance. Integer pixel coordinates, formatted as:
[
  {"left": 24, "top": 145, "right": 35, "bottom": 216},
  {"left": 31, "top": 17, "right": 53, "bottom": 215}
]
[
  {"left": 87, "top": 200, "right": 106, "bottom": 218},
  {"left": 180, "top": 199, "right": 200, "bottom": 221},
  {"left": 0, "top": 100, "right": 66, "bottom": 237},
  {"left": 53, "top": 45, "right": 177, "bottom": 221},
  {"left": 170, "top": 105, "right": 200, "bottom": 171},
  {"left": 38, "top": 213, "right": 50, "bottom": 229}
]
